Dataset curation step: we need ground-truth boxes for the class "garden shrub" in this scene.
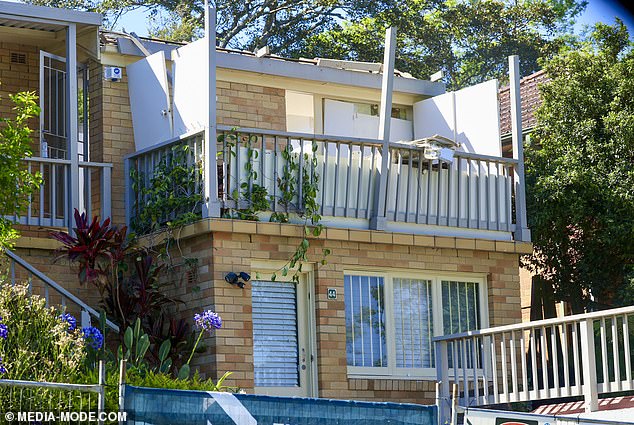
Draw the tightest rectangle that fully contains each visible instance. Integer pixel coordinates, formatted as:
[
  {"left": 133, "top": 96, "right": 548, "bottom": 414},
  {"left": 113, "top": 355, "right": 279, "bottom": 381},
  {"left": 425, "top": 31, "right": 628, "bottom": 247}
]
[{"left": 0, "top": 282, "right": 87, "bottom": 382}]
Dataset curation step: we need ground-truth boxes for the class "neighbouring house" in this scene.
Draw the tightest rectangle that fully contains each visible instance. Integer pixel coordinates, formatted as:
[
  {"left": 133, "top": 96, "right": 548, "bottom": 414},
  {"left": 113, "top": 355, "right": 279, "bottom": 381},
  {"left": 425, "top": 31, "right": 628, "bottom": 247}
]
[{"left": 6, "top": 1, "right": 597, "bottom": 412}]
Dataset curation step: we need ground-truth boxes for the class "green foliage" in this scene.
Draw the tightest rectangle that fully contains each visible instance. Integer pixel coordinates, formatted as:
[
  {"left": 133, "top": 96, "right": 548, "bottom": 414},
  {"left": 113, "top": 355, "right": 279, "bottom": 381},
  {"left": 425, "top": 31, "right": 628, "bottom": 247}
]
[
  {"left": 131, "top": 143, "right": 204, "bottom": 235},
  {"left": 26, "top": 0, "right": 584, "bottom": 90},
  {"left": 524, "top": 20, "right": 634, "bottom": 311},
  {"left": 300, "top": 0, "right": 585, "bottom": 89},
  {"left": 0, "top": 282, "right": 87, "bottom": 382},
  {"left": 220, "top": 131, "right": 329, "bottom": 282},
  {"left": 0, "top": 89, "right": 42, "bottom": 248},
  {"left": 82, "top": 360, "right": 234, "bottom": 413}
]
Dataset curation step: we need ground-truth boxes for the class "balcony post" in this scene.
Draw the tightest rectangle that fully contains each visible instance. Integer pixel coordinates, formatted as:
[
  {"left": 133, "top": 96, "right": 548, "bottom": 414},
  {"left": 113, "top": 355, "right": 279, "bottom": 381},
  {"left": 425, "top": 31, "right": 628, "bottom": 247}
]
[
  {"left": 370, "top": 27, "right": 396, "bottom": 231},
  {"left": 508, "top": 55, "right": 530, "bottom": 241},
  {"left": 66, "top": 23, "right": 80, "bottom": 231},
  {"left": 579, "top": 318, "right": 599, "bottom": 412},
  {"left": 101, "top": 166, "right": 112, "bottom": 225},
  {"left": 435, "top": 340, "right": 451, "bottom": 425},
  {"left": 203, "top": 4, "right": 221, "bottom": 218}
]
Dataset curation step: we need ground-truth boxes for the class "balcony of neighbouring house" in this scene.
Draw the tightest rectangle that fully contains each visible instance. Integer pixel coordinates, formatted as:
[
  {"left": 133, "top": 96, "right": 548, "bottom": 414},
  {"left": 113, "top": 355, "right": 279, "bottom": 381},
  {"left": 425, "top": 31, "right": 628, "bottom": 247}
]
[
  {"left": 0, "top": 1, "right": 112, "bottom": 230},
  {"left": 434, "top": 305, "right": 634, "bottom": 424}
]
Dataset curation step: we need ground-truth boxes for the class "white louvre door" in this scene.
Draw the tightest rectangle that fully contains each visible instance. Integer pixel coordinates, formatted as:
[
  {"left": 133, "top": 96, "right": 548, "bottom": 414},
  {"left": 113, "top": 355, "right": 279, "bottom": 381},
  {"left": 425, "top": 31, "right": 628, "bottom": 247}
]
[{"left": 252, "top": 278, "right": 313, "bottom": 396}]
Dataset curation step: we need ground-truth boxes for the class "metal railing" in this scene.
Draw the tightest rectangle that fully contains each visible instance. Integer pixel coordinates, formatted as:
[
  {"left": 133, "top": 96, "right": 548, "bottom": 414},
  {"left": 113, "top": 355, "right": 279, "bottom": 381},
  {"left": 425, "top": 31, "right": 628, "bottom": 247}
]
[
  {"left": 4, "top": 249, "right": 119, "bottom": 333},
  {"left": 218, "top": 126, "right": 518, "bottom": 231},
  {"left": 0, "top": 361, "right": 106, "bottom": 425},
  {"left": 124, "top": 130, "right": 205, "bottom": 231},
  {"left": 6, "top": 157, "right": 112, "bottom": 230},
  {"left": 125, "top": 126, "right": 522, "bottom": 236},
  {"left": 434, "top": 306, "right": 634, "bottom": 424}
]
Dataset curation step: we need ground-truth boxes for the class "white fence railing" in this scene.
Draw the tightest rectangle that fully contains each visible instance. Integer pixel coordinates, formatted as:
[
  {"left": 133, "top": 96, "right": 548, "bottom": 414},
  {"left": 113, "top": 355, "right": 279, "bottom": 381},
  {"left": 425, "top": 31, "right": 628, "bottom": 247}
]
[
  {"left": 434, "top": 306, "right": 634, "bottom": 424},
  {"left": 6, "top": 157, "right": 112, "bottom": 230},
  {"left": 125, "top": 127, "right": 523, "bottom": 237}
]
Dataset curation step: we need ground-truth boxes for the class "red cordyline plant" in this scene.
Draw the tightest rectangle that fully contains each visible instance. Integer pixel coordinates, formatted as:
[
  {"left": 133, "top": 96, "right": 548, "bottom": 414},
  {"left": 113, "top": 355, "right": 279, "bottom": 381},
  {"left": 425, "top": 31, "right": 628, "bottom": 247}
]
[
  {"left": 51, "top": 210, "right": 191, "bottom": 365},
  {"left": 51, "top": 209, "right": 130, "bottom": 321},
  {"left": 51, "top": 209, "right": 128, "bottom": 289}
]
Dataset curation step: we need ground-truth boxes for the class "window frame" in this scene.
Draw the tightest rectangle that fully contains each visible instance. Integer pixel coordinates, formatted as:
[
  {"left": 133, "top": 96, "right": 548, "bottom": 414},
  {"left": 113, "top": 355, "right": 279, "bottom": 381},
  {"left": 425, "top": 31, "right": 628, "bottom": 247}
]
[{"left": 344, "top": 268, "right": 488, "bottom": 380}]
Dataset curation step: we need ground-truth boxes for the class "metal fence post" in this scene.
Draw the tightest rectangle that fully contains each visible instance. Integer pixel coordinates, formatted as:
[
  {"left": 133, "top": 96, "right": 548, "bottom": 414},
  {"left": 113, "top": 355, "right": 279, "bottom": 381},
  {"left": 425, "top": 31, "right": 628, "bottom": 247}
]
[
  {"left": 579, "top": 318, "right": 599, "bottom": 412},
  {"left": 119, "top": 359, "right": 127, "bottom": 425},
  {"left": 98, "top": 360, "right": 106, "bottom": 425}
]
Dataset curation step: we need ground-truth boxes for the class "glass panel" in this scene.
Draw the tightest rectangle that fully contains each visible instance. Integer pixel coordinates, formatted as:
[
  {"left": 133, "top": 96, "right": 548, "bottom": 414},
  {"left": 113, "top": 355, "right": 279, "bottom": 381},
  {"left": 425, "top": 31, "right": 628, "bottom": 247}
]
[
  {"left": 252, "top": 280, "right": 299, "bottom": 387},
  {"left": 344, "top": 275, "right": 386, "bottom": 367},
  {"left": 442, "top": 280, "right": 481, "bottom": 368},
  {"left": 393, "top": 278, "right": 434, "bottom": 368},
  {"left": 442, "top": 280, "right": 480, "bottom": 334}
]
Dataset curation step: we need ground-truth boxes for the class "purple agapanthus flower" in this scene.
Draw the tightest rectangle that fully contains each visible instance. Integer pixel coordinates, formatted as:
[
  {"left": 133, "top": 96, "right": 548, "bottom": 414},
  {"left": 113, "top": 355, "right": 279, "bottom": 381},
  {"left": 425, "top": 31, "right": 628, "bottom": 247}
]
[
  {"left": 0, "top": 357, "right": 6, "bottom": 375},
  {"left": 0, "top": 323, "right": 7, "bottom": 340},
  {"left": 58, "top": 313, "right": 77, "bottom": 332},
  {"left": 81, "top": 326, "right": 104, "bottom": 350},
  {"left": 194, "top": 310, "right": 222, "bottom": 335}
]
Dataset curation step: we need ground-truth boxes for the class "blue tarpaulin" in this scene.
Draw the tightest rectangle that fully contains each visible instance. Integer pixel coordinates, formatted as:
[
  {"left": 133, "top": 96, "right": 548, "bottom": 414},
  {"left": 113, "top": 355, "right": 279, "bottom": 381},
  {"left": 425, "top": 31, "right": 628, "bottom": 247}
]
[{"left": 123, "top": 385, "right": 438, "bottom": 425}]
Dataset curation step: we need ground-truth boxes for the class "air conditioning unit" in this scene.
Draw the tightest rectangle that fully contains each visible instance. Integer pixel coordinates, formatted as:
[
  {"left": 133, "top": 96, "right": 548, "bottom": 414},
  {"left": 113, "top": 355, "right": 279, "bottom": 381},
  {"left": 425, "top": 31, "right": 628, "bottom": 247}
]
[{"left": 103, "top": 66, "right": 122, "bottom": 82}]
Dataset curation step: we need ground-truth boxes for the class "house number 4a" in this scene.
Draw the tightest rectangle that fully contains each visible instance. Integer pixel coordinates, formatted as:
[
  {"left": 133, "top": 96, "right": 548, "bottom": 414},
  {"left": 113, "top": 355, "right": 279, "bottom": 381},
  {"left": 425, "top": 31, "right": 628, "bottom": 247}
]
[{"left": 327, "top": 288, "right": 337, "bottom": 300}]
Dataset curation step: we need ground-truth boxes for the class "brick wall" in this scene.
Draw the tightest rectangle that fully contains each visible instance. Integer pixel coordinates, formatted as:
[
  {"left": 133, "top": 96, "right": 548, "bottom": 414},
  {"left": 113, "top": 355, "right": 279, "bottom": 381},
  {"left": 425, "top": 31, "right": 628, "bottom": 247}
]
[
  {"left": 165, "top": 219, "right": 526, "bottom": 404},
  {"left": 217, "top": 81, "right": 286, "bottom": 131},
  {"left": 89, "top": 64, "right": 135, "bottom": 226},
  {"left": 0, "top": 42, "right": 40, "bottom": 151},
  {"left": 11, "top": 219, "right": 527, "bottom": 405}
]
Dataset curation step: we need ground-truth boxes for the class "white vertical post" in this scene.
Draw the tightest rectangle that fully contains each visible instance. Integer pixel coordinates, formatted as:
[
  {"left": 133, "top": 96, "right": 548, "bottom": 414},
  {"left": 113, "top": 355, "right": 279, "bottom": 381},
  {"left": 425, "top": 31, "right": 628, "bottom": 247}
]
[
  {"left": 580, "top": 318, "right": 599, "bottom": 412},
  {"left": 101, "top": 166, "right": 112, "bottom": 221},
  {"left": 370, "top": 27, "right": 397, "bottom": 230},
  {"left": 66, "top": 23, "right": 80, "bottom": 230},
  {"left": 118, "top": 359, "right": 127, "bottom": 425},
  {"left": 97, "top": 360, "right": 106, "bottom": 425},
  {"left": 123, "top": 158, "right": 131, "bottom": 227},
  {"left": 436, "top": 340, "right": 451, "bottom": 425},
  {"left": 508, "top": 55, "right": 530, "bottom": 241},
  {"left": 80, "top": 309, "right": 91, "bottom": 328},
  {"left": 203, "top": 3, "right": 221, "bottom": 218}
]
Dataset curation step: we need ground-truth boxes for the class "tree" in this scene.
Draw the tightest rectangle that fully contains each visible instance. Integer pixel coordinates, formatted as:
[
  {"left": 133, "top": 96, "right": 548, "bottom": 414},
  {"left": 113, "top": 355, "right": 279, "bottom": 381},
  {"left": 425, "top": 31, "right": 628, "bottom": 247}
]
[
  {"left": 300, "top": 0, "right": 585, "bottom": 89},
  {"left": 26, "top": 0, "right": 585, "bottom": 89},
  {"left": 524, "top": 20, "right": 634, "bottom": 312},
  {"left": 0, "top": 89, "right": 41, "bottom": 249}
]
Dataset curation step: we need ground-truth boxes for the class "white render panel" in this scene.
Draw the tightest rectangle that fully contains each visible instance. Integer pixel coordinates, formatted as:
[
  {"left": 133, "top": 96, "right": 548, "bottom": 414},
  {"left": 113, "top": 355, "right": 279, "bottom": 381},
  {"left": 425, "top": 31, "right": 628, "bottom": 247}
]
[
  {"left": 172, "top": 39, "right": 208, "bottom": 135},
  {"left": 127, "top": 50, "right": 172, "bottom": 151},
  {"left": 323, "top": 99, "right": 413, "bottom": 142},
  {"left": 413, "top": 80, "right": 501, "bottom": 157}
]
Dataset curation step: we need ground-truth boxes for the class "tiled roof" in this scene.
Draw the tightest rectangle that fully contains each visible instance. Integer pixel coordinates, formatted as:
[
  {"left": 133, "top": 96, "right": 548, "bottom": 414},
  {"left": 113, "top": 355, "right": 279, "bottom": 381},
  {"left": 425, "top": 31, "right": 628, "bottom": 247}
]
[{"left": 498, "top": 69, "right": 550, "bottom": 136}]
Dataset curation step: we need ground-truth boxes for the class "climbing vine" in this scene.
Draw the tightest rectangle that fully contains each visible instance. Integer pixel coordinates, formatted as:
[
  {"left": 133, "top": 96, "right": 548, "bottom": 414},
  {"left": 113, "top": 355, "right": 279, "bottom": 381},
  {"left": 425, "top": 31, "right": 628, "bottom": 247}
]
[
  {"left": 219, "top": 131, "right": 330, "bottom": 283},
  {"left": 129, "top": 131, "right": 330, "bottom": 285},
  {"left": 129, "top": 142, "right": 203, "bottom": 276}
]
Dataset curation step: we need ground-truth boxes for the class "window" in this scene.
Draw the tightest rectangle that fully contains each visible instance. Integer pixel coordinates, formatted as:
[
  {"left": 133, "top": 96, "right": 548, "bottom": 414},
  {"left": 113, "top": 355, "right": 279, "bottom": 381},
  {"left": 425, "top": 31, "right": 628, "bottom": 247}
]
[{"left": 344, "top": 271, "right": 486, "bottom": 379}]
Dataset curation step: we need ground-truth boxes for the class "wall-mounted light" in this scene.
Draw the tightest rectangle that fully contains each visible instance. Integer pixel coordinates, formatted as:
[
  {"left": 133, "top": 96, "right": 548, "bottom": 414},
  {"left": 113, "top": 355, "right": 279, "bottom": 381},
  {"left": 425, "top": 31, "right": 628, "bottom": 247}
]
[{"left": 225, "top": 272, "right": 251, "bottom": 289}]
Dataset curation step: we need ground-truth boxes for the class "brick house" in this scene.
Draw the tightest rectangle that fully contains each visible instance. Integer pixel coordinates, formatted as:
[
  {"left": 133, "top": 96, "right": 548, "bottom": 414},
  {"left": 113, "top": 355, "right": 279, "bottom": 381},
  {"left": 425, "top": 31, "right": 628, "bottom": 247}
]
[{"left": 1, "top": 1, "right": 533, "bottom": 405}]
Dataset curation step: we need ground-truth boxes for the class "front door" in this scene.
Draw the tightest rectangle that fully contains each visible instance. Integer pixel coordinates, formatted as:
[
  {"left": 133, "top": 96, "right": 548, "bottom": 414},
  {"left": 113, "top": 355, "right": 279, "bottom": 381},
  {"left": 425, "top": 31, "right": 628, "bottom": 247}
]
[{"left": 252, "top": 275, "right": 316, "bottom": 397}]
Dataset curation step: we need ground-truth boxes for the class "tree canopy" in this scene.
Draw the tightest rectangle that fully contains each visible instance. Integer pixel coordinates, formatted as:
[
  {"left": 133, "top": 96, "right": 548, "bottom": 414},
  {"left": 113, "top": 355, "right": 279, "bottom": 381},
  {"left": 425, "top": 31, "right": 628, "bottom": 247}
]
[
  {"left": 26, "top": 0, "right": 586, "bottom": 89},
  {"left": 524, "top": 21, "right": 634, "bottom": 312}
]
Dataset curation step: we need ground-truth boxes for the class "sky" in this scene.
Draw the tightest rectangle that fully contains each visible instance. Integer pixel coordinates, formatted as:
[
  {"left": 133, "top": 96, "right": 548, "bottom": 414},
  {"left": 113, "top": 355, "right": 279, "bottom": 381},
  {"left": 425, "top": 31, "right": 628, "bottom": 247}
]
[{"left": 113, "top": 0, "right": 634, "bottom": 38}]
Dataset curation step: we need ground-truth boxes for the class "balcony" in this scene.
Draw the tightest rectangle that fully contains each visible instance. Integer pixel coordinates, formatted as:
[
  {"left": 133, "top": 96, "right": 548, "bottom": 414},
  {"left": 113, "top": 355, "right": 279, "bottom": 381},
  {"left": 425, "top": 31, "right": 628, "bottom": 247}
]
[
  {"left": 434, "top": 305, "right": 634, "bottom": 423},
  {"left": 125, "top": 126, "right": 525, "bottom": 240},
  {"left": 1, "top": 2, "right": 112, "bottom": 231}
]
